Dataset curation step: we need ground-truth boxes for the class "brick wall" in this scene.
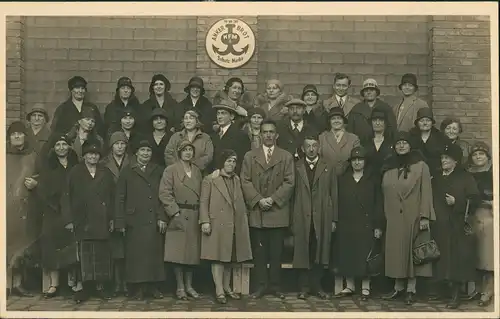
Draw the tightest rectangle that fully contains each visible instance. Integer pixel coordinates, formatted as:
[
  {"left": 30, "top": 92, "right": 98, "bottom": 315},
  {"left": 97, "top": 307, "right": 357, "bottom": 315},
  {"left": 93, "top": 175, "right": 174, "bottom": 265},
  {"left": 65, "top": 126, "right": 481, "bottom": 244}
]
[
  {"left": 7, "top": 15, "right": 493, "bottom": 144},
  {"left": 23, "top": 16, "right": 197, "bottom": 119},
  {"left": 257, "top": 16, "right": 430, "bottom": 107},
  {"left": 6, "top": 16, "right": 26, "bottom": 126},
  {"left": 429, "top": 15, "right": 492, "bottom": 142}
]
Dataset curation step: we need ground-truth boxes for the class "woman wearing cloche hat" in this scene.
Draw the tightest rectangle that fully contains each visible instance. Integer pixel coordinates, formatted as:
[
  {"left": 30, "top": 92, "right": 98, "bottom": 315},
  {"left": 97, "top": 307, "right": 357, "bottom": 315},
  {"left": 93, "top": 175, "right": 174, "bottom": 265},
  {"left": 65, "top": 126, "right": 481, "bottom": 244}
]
[
  {"left": 394, "top": 73, "right": 430, "bottom": 132},
  {"left": 301, "top": 84, "right": 326, "bottom": 131},
  {"left": 176, "top": 77, "right": 215, "bottom": 133},
  {"left": 103, "top": 77, "right": 141, "bottom": 137}
]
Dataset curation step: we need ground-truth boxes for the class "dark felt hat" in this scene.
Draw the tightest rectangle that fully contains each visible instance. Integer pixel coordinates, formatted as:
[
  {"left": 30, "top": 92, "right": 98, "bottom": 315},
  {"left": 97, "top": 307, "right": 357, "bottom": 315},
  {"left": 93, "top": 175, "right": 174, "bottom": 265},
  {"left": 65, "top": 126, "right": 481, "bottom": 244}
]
[
  {"left": 26, "top": 103, "right": 49, "bottom": 122},
  {"left": 398, "top": 73, "right": 418, "bottom": 90},
  {"left": 349, "top": 146, "right": 367, "bottom": 161},
  {"left": 442, "top": 142, "right": 463, "bottom": 164},
  {"left": 149, "top": 74, "right": 171, "bottom": 94},
  {"left": 414, "top": 107, "right": 435, "bottom": 126},
  {"left": 394, "top": 131, "right": 412, "bottom": 147},
  {"left": 370, "top": 107, "right": 387, "bottom": 121},
  {"left": 81, "top": 139, "right": 102, "bottom": 157},
  {"left": 133, "top": 139, "right": 153, "bottom": 154},
  {"left": 120, "top": 107, "right": 136, "bottom": 119},
  {"left": 150, "top": 107, "right": 169, "bottom": 121},
  {"left": 216, "top": 149, "right": 238, "bottom": 170},
  {"left": 80, "top": 107, "right": 96, "bottom": 120},
  {"left": 247, "top": 107, "right": 267, "bottom": 119},
  {"left": 7, "top": 121, "right": 27, "bottom": 136},
  {"left": 327, "top": 107, "right": 348, "bottom": 124},
  {"left": 184, "top": 76, "right": 205, "bottom": 95},
  {"left": 301, "top": 84, "right": 319, "bottom": 100},
  {"left": 285, "top": 98, "right": 308, "bottom": 108},
  {"left": 68, "top": 76, "right": 87, "bottom": 91},
  {"left": 470, "top": 141, "right": 491, "bottom": 158},
  {"left": 116, "top": 76, "right": 135, "bottom": 92}
]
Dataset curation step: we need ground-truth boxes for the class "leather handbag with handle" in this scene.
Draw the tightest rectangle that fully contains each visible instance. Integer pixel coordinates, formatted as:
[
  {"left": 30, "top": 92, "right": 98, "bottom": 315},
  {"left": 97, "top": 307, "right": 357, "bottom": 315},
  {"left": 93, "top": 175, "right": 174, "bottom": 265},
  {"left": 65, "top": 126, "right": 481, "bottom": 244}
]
[{"left": 412, "top": 226, "right": 441, "bottom": 266}]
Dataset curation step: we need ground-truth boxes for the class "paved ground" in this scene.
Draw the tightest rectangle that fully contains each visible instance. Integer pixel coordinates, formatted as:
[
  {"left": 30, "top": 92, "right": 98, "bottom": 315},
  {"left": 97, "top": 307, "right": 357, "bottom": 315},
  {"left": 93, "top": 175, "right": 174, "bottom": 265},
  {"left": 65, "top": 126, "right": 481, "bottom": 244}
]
[{"left": 5, "top": 292, "right": 495, "bottom": 313}]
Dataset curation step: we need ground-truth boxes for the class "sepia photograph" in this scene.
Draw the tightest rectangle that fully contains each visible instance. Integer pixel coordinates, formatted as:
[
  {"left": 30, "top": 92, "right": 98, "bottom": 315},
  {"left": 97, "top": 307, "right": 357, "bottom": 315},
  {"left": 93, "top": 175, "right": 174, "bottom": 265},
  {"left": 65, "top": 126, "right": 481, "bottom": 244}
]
[{"left": 2, "top": 2, "right": 498, "bottom": 318}]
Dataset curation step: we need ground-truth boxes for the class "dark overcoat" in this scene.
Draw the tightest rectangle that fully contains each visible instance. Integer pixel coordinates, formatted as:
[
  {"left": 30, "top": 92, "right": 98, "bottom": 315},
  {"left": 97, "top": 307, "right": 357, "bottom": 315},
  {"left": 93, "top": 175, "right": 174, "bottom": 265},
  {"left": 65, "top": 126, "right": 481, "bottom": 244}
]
[
  {"left": 431, "top": 169, "right": 479, "bottom": 281},
  {"left": 241, "top": 146, "right": 295, "bottom": 228},
  {"left": 139, "top": 93, "right": 178, "bottom": 135},
  {"left": 409, "top": 127, "right": 447, "bottom": 177},
  {"left": 50, "top": 98, "right": 105, "bottom": 138},
  {"left": 362, "top": 137, "right": 394, "bottom": 179},
  {"left": 176, "top": 95, "right": 215, "bottom": 133},
  {"left": 335, "top": 167, "right": 385, "bottom": 277},
  {"left": 38, "top": 148, "right": 79, "bottom": 270},
  {"left": 102, "top": 153, "right": 130, "bottom": 260},
  {"left": 114, "top": 161, "right": 166, "bottom": 283},
  {"left": 303, "top": 101, "right": 326, "bottom": 133},
  {"left": 276, "top": 119, "right": 318, "bottom": 161},
  {"left": 199, "top": 174, "right": 252, "bottom": 263},
  {"left": 61, "top": 163, "right": 115, "bottom": 241},
  {"left": 159, "top": 162, "right": 202, "bottom": 265},
  {"left": 147, "top": 131, "right": 173, "bottom": 168},
  {"left": 103, "top": 95, "right": 141, "bottom": 136},
  {"left": 291, "top": 159, "right": 338, "bottom": 269},
  {"left": 381, "top": 151, "right": 436, "bottom": 278},
  {"left": 347, "top": 99, "right": 397, "bottom": 145},
  {"left": 210, "top": 123, "right": 251, "bottom": 175}
]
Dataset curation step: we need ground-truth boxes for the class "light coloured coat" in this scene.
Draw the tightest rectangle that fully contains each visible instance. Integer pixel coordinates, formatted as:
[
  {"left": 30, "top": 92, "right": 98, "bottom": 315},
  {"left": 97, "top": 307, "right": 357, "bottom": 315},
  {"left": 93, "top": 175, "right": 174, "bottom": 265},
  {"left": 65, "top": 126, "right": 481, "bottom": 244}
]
[
  {"left": 393, "top": 95, "right": 429, "bottom": 132},
  {"left": 318, "top": 130, "right": 360, "bottom": 176}
]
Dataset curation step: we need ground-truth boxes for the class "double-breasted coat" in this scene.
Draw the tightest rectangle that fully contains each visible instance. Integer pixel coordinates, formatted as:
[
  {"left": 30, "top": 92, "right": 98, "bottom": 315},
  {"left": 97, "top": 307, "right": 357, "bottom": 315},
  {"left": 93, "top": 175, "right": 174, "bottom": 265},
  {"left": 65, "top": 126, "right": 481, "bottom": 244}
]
[
  {"left": 409, "top": 127, "right": 447, "bottom": 177},
  {"left": 6, "top": 144, "right": 38, "bottom": 269},
  {"left": 381, "top": 152, "right": 436, "bottom": 278},
  {"left": 291, "top": 159, "right": 338, "bottom": 269},
  {"left": 159, "top": 162, "right": 202, "bottom": 265},
  {"left": 347, "top": 99, "right": 397, "bottom": 145},
  {"left": 241, "top": 146, "right": 295, "bottom": 228},
  {"left": 254, "top": 92, "right": 293, "bottom": 123},
  {"left": 114, "top": 161, "right": 166, "bottom": 283},
  {"left": 38, "top": 148, "right": 79, "bottom": 270},
  {"left": 336, "top": 167, "right": 385, "bottom": 277},
  {"left": 210, "top": 123, "right": 251, "bottom": 175},
  {"left": 61, "top": 163, "right": 115, "bottom": 241},
  {"left": 102, "top": 153, "right": 130, "bottom": 260},
  {"left": 431, "top": 169, "right": 479, "bottom": 281},
  {"left": 199, "top": 173, "right": 252, "bottom": 263},
  {"left": 393, "top": 95, "right": 429, "bottom": 133},
  {"left": 164, "top": 129, "right": 214, "bottom": 173},
  {"left": 318, "top": 130, "right": 361, "bottom": 176}
]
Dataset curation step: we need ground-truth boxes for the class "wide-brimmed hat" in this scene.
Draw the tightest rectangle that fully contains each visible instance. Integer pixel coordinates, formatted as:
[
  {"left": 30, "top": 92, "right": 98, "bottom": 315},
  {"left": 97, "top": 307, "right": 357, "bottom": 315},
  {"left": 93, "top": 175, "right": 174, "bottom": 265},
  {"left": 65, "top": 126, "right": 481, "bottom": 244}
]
[
  {"left": 116, "top": 76, "right": 135, "bottom": 92},
  {"left": 327, "top": 107, "right": 348, "bottom": 124},
  {"left": 82, "top": 139, "right": 102, "bottom": 157},
  {"left": 149, "top": 74, "right": 171, "bottom": 94},
  {"left": 176, "top": 140, "right": 196, "bottom": 158},
  {"left": 398, "top": 73, "right": 418, "bottom": 90},
  {"left": 285, "top": 98, "right": 307, "bottom": 108},
  {"left": 349, "top": 146, "right": 367, "bottom": 161},
  {"left": 301, "top": 84, "right": 319, "bottom": 100},
  {"left": 414, "top": 107, "right": 435, "bottom": 126},
  {"left": 360, "top": 78, "right": 380, "bottom": 97},
  {"left": 442, "top": 142, "right": 463, "bottom": 164},
  {"left": 213, "top": 99, "right": 244, "bottom": 116},
  {"left": 68, "top": 76, "right": 87, "bottom": 91},
  {"left": 26, "top": 103, "right": 49, "bottom": 122},
  {"left": 184, "top": 76, "right": 205, "bottom": 95}
]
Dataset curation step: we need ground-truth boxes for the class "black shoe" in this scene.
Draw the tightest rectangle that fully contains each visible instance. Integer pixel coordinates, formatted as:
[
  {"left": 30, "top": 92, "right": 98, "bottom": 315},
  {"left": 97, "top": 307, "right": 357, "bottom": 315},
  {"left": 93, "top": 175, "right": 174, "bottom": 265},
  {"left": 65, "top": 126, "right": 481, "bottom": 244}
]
[
  {"left": 97, "top": 289, "right": 112, "bottom": 300},
  {"left": 405, "top": 292, "right": 415, "bottom": 305},
  {"left": 11, "top": 286, "right": 34, "bottom": 297},
  {"left": 297, "top": 292, "right": 308, "bottom": 300},
  {"left": 462, "top": 290, "right": 480, "bottom": 301},
  {"left": 44, "top": 286, "right": 58, "bottom": 299},
  {"left": 133, "top": 288, "right": 145, "bottom": 301},
  {"left": 446, "top": 284, "right": 460, "bottom": 309},
  {"left": 151, "top": 288, "right": 163, "bottom": 300},
  {"left": 73, "top": 290, "right": 87, "bottom": 304},
  {"left": 382, "top": 289, "right": 404, "bottom": 300},
  {"left": 250, "top": 287, "right": 267, "bottom": 299}
]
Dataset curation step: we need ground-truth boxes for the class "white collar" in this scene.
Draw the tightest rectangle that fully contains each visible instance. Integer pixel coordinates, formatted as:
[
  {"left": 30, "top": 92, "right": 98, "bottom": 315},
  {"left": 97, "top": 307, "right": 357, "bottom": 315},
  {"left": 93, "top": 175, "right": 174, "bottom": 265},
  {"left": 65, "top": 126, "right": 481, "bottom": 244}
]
[
  {"left": 306, "top": 156, "right": 319, "bottom": 165},
  {"left": 336, "top": 95, "right": 346, "bottom": 103},
  {"left": 220, "top": 123, "right": 231, "bottom": 135},
  {"left": 291, "top": 120, "right": 304, "bottom": 131},
  {"left": 263, "top": 145, "right": 275, "bottom": 153}
]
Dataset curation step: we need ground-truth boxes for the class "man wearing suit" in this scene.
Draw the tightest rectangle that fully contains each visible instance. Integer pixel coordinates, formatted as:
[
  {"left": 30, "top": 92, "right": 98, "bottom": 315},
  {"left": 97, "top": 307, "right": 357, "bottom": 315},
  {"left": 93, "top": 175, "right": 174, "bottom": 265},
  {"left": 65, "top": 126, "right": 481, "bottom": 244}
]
[
  {"left": 323, "top": 73, "right": 361, "bottom": 117},
  {"left": 291, "top": 135, "right": 338, "bottom": 300},
  {"left": 241, "top": 119, "right": 295, "bottom": 299},
  {"left": 394, "top": 73, "right": 429, "bottom": 132},
  {"left": 210, "top": 100, "right": 251, "bottom": 175},
  {"left": 276, "top": 99, "right": 317, "bottom": 161}
]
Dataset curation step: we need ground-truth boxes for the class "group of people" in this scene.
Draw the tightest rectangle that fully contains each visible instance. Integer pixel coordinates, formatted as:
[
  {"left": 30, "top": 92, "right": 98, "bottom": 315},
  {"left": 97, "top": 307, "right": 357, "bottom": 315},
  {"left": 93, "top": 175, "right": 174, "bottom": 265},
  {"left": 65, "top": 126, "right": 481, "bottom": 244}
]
[{"left": 6, "top": 71, "right": 494, "bottom": 310}]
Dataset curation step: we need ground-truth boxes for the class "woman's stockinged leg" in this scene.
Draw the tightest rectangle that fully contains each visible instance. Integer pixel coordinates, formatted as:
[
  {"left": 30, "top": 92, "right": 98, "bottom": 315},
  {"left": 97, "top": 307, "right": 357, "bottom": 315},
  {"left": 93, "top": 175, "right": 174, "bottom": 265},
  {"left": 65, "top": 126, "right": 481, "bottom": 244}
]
[
  {"left": 223, "top": 265, "right": 232, "bottom": 292},
  {"left": 174, "top": 266, "right": 185, "bottom": 291},
  {"left": 211, "top": 263, "right": 224, "bottom": 296},
  {"left": 406, "top": 277, "right": 417, "bottom": 293}
]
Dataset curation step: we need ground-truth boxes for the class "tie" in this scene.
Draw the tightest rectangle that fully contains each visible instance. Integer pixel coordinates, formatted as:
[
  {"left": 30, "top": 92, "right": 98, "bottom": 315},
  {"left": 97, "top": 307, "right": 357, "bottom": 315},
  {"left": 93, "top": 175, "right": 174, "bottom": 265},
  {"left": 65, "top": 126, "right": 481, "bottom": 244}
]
[
  {"left": 293, "top": 123, "right": 299, "bottom": 132},
  {"left": 339, "top": 98, "right": 344, "bottom": 108},
  {"left": 307, "top": 161, "right": 315, "bottom": 170},
  {"left": 219, "top": 128, "right": 224, "bottom": 139},
  {"left": 266, "top": 148, "right": 272, "bottom": 164}
]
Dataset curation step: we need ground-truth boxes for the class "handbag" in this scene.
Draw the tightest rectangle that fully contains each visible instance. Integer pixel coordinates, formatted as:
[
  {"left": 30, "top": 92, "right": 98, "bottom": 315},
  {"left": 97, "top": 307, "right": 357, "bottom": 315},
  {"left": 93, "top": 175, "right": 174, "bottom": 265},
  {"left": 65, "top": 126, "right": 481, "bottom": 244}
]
[
  {"left": 366, "top": 239, "right": 384, "bottom": 276},
  {"left": 412, "top": 227, "right": 441, "bottom": 265}
]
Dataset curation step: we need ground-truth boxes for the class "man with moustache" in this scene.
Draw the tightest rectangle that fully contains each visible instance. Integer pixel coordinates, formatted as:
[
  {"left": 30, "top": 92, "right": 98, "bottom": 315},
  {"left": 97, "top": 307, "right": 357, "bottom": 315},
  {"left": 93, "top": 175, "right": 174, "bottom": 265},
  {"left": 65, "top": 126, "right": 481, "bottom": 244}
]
[
  {"left": 241, "top": 119, "right": 295, "bottom": 299},
  {"left": 51, "top": 76, "right": 105, "bottom": 138},
  {"left": 276, "top": 99, "right": 317, "bottom": 161},
  {"left": 291, "top": 135, "right": 338, "bottom": 300}
]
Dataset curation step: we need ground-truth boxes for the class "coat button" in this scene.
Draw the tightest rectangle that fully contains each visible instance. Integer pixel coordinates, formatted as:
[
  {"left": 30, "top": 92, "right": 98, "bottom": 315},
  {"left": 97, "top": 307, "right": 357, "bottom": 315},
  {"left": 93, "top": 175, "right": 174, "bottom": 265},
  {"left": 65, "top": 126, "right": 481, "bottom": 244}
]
[
  {"left": 149, "top": 196, "right": 152, "bottom": 199},
  {"left": 149, "top": 221, "right": 152, "bottom": 224},
  {"left": 102, "top": 202, "right": 106, "bottom": 206},
  {"left": 150, "top": 209, "right": 153, "bottom": 212}
]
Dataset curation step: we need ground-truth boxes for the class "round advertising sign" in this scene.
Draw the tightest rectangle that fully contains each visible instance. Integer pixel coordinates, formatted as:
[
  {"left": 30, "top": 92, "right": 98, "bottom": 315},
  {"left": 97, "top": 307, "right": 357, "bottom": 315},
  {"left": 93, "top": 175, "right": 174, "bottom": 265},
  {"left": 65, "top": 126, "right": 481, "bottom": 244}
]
[{"left": 205, "top": 18, "right": 256, "bottom": 69}]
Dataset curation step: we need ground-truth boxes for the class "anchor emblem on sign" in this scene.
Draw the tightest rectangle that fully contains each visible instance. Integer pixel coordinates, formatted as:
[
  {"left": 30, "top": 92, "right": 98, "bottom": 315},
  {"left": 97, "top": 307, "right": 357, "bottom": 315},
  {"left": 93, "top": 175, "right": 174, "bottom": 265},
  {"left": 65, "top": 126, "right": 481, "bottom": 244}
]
[{"left": 212, "top": 23, "right": 249, "bottom": 56}]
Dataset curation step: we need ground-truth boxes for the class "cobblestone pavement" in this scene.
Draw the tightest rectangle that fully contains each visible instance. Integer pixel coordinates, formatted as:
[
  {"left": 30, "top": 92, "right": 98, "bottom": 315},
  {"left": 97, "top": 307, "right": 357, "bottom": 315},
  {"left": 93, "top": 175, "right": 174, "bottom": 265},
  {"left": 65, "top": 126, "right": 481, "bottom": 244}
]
[{"left": 5, "top": 293, "right": 495, "bottom": 313}]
